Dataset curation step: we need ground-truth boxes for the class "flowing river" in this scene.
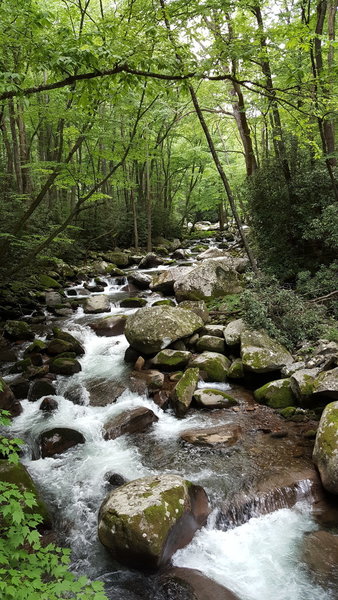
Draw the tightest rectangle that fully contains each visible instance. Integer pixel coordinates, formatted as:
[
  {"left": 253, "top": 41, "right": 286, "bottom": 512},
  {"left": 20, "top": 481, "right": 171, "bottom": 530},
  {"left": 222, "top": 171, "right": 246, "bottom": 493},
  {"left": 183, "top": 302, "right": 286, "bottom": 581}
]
[{"left": 6, "top": 268, "right": 337, "bottom": 600}]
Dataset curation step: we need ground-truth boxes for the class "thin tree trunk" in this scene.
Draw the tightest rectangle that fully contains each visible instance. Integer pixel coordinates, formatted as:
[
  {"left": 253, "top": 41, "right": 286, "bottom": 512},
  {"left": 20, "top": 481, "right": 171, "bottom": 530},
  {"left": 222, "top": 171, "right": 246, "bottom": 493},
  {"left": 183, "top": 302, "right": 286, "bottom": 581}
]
[
  {"left": 8, "top": 99, "right": 23, "bottom": 193},
  {"left": 189, "top": 86, "right": 257, "bottom": 272},
  {"left": 146, "top": 145, "right": 152, "bottom": 252}
]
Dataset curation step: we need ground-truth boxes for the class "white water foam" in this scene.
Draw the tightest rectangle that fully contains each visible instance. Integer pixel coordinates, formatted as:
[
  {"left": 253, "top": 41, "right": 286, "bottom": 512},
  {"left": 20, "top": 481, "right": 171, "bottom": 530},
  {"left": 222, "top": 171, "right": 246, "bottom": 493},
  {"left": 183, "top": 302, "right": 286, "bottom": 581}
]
[{"left": 173, "top": 503, "right": 334, "bottom": 600}]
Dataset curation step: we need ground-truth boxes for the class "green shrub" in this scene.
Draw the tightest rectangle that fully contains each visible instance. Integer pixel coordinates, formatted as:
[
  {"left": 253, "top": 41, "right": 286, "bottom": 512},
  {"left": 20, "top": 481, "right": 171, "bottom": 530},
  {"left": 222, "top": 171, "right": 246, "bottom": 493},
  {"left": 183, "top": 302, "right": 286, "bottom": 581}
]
[
  {"left": 0, "top": 411, "right": 108, "bottom": 600},
  {"left": 241, "top": 275, "right": 326, "bottom": 350},
  {"left": 243, "top": 149, "right": 337, "bottom": 281}
]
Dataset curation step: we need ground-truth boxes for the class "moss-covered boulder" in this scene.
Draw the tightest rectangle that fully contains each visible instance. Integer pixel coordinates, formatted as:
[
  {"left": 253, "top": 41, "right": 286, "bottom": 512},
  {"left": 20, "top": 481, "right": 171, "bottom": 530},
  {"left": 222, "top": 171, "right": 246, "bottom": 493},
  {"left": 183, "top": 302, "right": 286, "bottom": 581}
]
[
  {"left": 172, "top": 368, "right": 199, "bottom": 417},
  {"left": 193, "top": 389, "right": 238, "bottom": 409},
  {"left": 38, "top": 274, "right": 61, "bottom": 289},
  {"left": 227, "top": 359, "right": 244, "bottom": 379},
  {"left": 46, "top": 338, "right": 74, "bottom": 356},
  {"left": 152, "top": 299, "right": 176, "bottom": 307},
  {"left": 120, "top": 297, "right": 147, "bottom": 308},
  {"left": 83, "top": 295, "right": 110, "bottom": 314},
  {"left": 152, "top": 349, "right": 192, "bottom": 370},
  {"left": 98, "top": 473, "right": 209, "bottom": 570},
  {"left": 290, "top": 368, "right": 320, "bottom": 406},
  {"left": 241, "top": 330, "right": 293, "bottom": 373},
  {"left": 189, "top": 352, "right": 230, "bottom": 382},
  {"left": 0, "top": 460, "right": 50, "bottom": 525},
  {"left": 313, "top": 401, "right": 338, "bottom": 494},
  {"left": 254, "top": 379, "right": 297, "bottom": 409},
  {"left": 174, "top": 258, "right": 243, "bottom": 302},
  {"left": 3, "top": 320, "right": 35, "bottom": 342},
  {"left": 24, "top": 339, "right": 47, "bottom": 356},
  {"left": 0, "top": 377, "right": 22, "bottom": 416},
  {"left": 53, "top": 330, "right": 83, "bottom": 356},
  {"left": 125, "top": 306, "right": 203, "bottom": 355},
  {"left": 196, "top": 335, "right": 225, "bottom": 354},
  {"left": 104, "top": 251, "right": 130, "bottom": 267},
  {"left": 49, "top": 357, "right": 81, "bottom": 376}
]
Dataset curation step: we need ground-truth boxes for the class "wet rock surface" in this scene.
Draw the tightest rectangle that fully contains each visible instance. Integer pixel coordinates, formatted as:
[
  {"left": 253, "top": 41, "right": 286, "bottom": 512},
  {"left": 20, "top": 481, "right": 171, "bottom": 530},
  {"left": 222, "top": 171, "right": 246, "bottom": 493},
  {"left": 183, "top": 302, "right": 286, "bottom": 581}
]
[
  {"left": 159, "top": 567, "right": 241, "bottom": 600},
  {"left": 180, "top": 423, "right": 242, "bottom": 447},
  {"left": 38, "top": 428, "right": 85, "bottom": 458},
  {"left": 103, "top": 407, "right": 159, "bottom": 440}
]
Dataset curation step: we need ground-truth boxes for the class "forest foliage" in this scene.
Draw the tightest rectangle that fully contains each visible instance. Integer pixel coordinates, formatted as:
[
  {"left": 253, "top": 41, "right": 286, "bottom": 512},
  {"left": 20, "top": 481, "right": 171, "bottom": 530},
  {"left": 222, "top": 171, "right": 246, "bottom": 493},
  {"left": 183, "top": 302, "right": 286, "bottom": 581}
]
[{"left": 0, "top": 0, "right": 336, "bottom": 287}]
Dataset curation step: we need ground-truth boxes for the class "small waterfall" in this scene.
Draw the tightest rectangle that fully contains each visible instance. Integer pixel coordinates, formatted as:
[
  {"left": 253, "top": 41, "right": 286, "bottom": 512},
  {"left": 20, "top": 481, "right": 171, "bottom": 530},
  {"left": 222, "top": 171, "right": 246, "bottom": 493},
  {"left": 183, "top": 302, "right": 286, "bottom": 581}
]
[{"left": 217, "top": 478, "right": 317, "bottom": 530}]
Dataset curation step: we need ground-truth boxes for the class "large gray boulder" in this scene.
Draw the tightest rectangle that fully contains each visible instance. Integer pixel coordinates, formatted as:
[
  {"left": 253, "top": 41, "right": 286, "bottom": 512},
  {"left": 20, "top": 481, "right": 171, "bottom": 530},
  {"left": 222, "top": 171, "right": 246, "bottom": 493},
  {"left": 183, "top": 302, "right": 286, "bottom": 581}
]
[
  {"left": 241, "top": 330, "right": 293, "bottom": 373},
  {"left": 290, "top": 368, "right": 320, "bottom": 405},
  {"left": 313, "top": 401, "right": 338, "bottom": 494},
  {"left": 98, "top": 474, "right": 209, "bottom": 570},
  {"left": 312, "top": 367, "right": 338, "bottom": 401},
  {"left": 150, "top": 267, "right": 192, "bottom": 295},
  {"left": 124, "top": 306, "right": 203, "bottom": 355},
  {"left": 174, "top": 258, "right": 243, "bottom": 302},
  {"left": 224, "top": 319, "right": 245, "bottom": 347},
  {"left": 127, "top": 271, "right": 152, "bottom": 290},
  {"left": 83, "top": 295, "right": 110, "bottom": 314}
]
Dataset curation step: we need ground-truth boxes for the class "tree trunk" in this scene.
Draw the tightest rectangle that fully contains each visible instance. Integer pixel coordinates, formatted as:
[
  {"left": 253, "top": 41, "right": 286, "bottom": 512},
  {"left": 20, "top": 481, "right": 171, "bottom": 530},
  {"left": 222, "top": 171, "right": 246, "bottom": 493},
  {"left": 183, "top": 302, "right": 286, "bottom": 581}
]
[{"left": 189, "top": 86, "right": 257, "bottom": 273}]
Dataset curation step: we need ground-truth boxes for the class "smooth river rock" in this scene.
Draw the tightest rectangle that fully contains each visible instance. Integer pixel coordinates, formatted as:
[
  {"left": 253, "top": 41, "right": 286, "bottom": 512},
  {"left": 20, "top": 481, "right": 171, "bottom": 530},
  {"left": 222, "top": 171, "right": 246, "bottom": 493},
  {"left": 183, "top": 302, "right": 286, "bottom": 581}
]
[
  {"left": 89, "top": 315, "right": 127, "bottom": 337},
  {"left": 98, "top": 473, "right": 210, "bottom": 570},
  {"left": 38, "top": 427, "right": 85, "bottom": 458},
  {"left": 124, "top": 306, "right": 203, "bottom": 355},
  {"left": 181, "top": 424, "right": 242, "bottom": 447},
  {"left": 301, "top": 530, "right": 338, "bottom": 588},
  {"left": 103, "top": 407, "right": 158, "bottom": 440},
  {"left": 193, "top": 388, "right": 238, "bottom": 409}
]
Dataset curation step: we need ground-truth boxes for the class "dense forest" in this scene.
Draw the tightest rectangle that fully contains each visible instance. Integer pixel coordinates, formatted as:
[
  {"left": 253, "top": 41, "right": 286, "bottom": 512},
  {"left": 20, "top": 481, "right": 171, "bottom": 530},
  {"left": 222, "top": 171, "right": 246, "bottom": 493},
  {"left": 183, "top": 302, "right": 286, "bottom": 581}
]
[
  {"left": 0, "top": 0, "right": 337, "bottom": 281},
  {"left": 0, "top": 1, "right": 338, "bottom": 599}
]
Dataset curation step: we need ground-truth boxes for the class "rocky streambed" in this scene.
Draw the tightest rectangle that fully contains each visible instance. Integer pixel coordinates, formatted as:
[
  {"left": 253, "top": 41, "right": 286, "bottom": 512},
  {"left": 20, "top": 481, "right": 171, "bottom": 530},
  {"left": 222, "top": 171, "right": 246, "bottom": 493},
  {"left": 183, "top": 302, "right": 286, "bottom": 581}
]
[{"left": 1, "top": 232, "right": 338, "bottom": 600}]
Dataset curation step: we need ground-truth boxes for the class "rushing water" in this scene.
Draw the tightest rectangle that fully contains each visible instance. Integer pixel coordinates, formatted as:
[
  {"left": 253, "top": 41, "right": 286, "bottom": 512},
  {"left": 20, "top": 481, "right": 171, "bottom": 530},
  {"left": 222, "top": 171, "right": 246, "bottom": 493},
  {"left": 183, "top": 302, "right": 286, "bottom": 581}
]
[{"left": 7, "top": 271, "right": 337, "bottom": 599}]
